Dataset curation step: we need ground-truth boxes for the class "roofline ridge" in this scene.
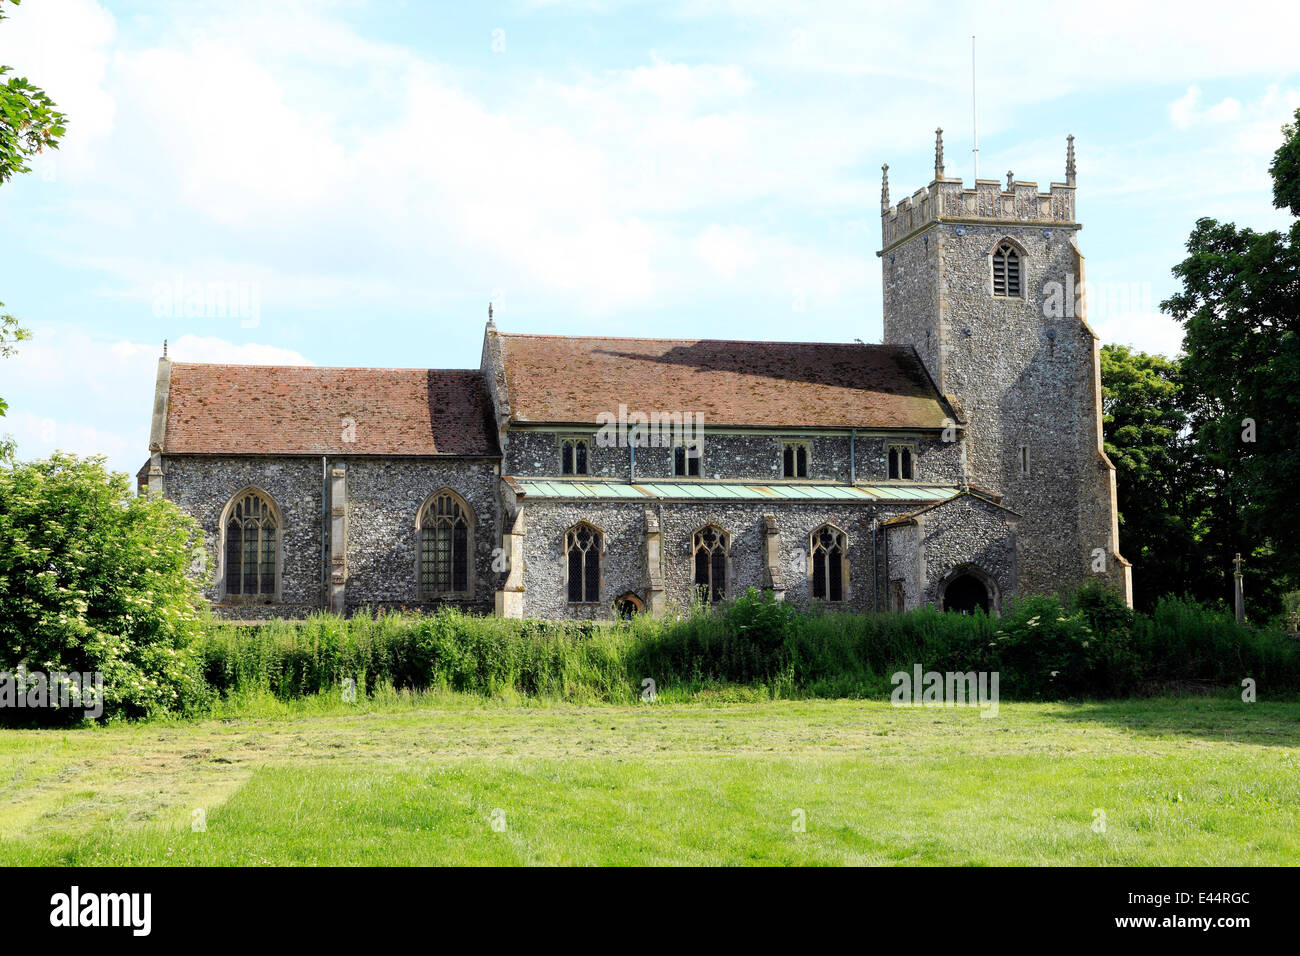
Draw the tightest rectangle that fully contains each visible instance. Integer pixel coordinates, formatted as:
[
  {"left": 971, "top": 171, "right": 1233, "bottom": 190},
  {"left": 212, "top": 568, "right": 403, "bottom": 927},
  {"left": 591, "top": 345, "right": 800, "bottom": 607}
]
[{"left": 500, "top": 331, "right": 904, "bottom": 349}]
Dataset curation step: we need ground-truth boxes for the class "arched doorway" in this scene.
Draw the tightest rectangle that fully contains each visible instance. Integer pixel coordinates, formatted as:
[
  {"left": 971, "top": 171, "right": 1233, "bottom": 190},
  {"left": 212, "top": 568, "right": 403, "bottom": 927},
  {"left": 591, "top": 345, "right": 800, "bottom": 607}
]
[
  {"left": 944, "top": 575, "right": 990, "bottom": 614},
  {"left": 938, "top": 565, "right": 998, "bottom": 615},
  {"left": 614, "top": 593, "right": 644, "bottom": 620}
]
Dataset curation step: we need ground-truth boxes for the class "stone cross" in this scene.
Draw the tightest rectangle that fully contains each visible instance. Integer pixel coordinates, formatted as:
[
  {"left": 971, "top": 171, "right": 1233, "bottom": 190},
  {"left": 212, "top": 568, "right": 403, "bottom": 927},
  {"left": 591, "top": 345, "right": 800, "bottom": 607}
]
[
  {"left": 1006, "top": 170, "right": 1014, "bottom": 190},
  {"left": 1233, "top": 552, "right": 1245, "bottom": 624}
]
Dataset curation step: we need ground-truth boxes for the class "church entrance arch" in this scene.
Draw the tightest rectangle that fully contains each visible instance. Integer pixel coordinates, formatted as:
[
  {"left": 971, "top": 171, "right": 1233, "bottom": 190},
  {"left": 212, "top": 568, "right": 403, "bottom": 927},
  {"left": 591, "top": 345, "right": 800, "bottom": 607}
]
[{"left": 937, "top": 565, "right": 998, "bottom": 615}]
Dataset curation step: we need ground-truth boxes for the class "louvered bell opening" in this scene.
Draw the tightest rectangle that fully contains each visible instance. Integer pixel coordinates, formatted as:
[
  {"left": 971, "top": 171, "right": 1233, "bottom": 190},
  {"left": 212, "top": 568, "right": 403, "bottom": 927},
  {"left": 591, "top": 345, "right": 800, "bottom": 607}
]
[{"left": 1005, "top": 252, "right": 1021, "bottom": 296}]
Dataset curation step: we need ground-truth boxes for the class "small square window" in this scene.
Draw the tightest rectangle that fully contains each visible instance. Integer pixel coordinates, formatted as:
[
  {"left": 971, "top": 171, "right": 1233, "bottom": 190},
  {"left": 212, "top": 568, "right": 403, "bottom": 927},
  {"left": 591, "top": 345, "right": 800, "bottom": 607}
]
[
  {"left": 674, "top": 442, "right": 702, "bottom": 477},
  {"left": 561, "top": 438, "right": 590, "bottom": 476},
  {"left": 887, "top": 444, "right": 916, "bottom": 481},
  {"left": 782, "top": 441, "right": 809, "bottom": 478}
]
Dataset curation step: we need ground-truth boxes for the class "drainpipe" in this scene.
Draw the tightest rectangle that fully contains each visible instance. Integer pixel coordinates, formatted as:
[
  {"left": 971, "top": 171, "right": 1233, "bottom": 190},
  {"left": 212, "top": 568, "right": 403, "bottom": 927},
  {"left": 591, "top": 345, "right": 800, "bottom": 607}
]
[
  {"left": 629, "top": 424, "right": 637, "bottom": 481},
  {"left": 882, "top": 521, "right": 890, "bottom": 612},
  {"left": 850, "top": 428, "right": 857, "bottom": 485},
  {"left": 872, "top": 519, "right": 878, "bottom": 614},
  {"left": 321, "top": 455, "right": 328, "bottom": 609}
]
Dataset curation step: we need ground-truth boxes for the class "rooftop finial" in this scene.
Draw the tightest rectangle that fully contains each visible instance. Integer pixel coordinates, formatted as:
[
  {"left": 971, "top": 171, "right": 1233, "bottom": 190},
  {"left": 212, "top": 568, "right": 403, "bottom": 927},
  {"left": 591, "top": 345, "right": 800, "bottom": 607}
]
[
  {"left": 1066, "top": 133, "right": 1076, "bottom": 186},
  {"left": 1006, "top": 170, "right": 1014, "bottom": 190},
  {"left": 487, "top": 302, "right": 495, "bottom": 327},
  {"left": 162, "top": 338, "right": 168, "bottom": 358},
  {"left": 880, "top": 163, "right": 890, "bottom": 213},
  {"left": 934, "top": 127, "right": 944, "bottom": 179}
]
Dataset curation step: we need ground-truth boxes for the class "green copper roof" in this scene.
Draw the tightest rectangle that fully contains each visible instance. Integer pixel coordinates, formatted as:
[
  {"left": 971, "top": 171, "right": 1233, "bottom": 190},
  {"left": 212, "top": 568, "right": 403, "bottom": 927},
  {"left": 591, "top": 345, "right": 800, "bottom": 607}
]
[{"left": 515, "top": 479, "right": 957, "bottom": 503}]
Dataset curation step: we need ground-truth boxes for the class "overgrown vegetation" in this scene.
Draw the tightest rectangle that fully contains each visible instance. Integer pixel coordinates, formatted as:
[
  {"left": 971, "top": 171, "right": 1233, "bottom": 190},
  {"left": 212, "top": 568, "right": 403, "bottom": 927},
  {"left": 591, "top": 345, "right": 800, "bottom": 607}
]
[
  {"left": 0, "top": 454, "right": 209, "bottom": 722},
  {"left": 193, "top": 585, "right": 1300, "bottom": 710}
]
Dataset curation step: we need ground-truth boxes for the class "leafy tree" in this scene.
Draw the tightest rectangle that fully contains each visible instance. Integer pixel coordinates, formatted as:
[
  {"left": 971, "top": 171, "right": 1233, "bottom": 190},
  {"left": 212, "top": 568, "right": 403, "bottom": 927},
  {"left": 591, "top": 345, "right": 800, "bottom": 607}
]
[
  {"left": 1161, "top": 106, "right": 1300, "bottom": 615},
  {"left": 0, "top": 454, "right": 210, "bottom": 722},
  {"left": 0, "top": 0, "right": 66, "bottom": 184},
  {"left": 1, "top": 0, "right": 65, "bottom": 457},
  {"left": 1100, "top": 344, "right": 1206, "bottom": 609}
]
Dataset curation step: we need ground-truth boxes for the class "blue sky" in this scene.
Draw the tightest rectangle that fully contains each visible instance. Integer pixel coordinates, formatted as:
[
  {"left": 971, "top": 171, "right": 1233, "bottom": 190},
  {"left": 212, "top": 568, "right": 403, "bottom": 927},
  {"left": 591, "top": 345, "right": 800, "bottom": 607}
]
[{"left": 2, "top": 0, "right": 1298, "bottom": 476}]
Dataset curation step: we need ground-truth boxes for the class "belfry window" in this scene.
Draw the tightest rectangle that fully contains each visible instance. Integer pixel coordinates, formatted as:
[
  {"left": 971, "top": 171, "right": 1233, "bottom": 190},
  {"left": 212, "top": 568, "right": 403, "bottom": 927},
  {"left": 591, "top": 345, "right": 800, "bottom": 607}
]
[
  {"left": 565, "top": 523, "right": 602, "bottom": 603},
  {"left": 810, "top": 524, "right": 847, "bottom": 602},
  {"left": 692, "top": 525, "right": 729, "bottom": 603},
  {"left": 992, "top": 242, "right": 1022, "bottom": 297},
  {"left": 561, "top": 438, "right": 590, "bottom": 476},
  {"left": 222, "top": 489, "right": 278, "bottom": 602},
  {"left": 888, "top": 444, "right": 915, "bottom": 480},
  {"left": 419, "top": 490, "right": 473, "bottom": 596}
]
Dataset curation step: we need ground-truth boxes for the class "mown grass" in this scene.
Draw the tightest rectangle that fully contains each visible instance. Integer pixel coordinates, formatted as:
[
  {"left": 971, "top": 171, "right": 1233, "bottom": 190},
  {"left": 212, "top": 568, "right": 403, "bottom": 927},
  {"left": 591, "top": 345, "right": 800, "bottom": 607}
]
[{"left": 2, "top": 694, "right": 1296, "bottom": 865}]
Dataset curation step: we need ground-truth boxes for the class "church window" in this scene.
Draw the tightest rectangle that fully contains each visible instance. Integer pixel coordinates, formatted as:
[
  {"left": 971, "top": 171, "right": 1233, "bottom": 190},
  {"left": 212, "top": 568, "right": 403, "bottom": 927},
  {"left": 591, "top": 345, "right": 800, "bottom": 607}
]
[
  {"left": 992, "top": 242, "right": 1022, "bottom": 297},
  {"left": 222, "top": 489, "right": 279, "bottom": 602},
  {"left": 673, "top": 441, "right": 702, "bottom": 477},
  {"left": 888, "top": 444, "right": 915, "bottom": 480},
  {"left": 561, "top": 438, "right": 590, "bottom": 476},
  {"left": 1019, "top": 445, "right": 1030, "bottom": 476},
  {"left": 419, "top": 490, "right": 473, "bottom": 596},
  {"left": 565, "top": 522, "right": 602, "bottom": 603},
  {"left": 782, "top": 441, "right": 809, "bottom": 478},
  {"left": 692, "top": 525, "right": 729, "bottom": 603},
  {"left": 810, "top": 524, "right": 847, "bottom": 602}
]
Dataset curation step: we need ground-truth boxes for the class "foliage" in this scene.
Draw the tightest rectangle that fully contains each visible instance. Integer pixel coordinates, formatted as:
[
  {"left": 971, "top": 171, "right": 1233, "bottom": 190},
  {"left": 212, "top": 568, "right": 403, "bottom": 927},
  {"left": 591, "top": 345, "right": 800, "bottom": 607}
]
[
  {"left": 0, "top": 453, "right": 209, "bottom": 721},
  {"left": 0, "top": 0, "right": 67, "bottom": 184},
  {"left": 1159, "top": 105, "right": 1300, "bottom": 608},
  {"left": 0, "top": 305, "right": 31, "bottom": 460},
  {"left": 1099, "top": 344, "right": 1210, "bottom": 608},
  {"left": 193, "top": 591, "right": 1300, "bottom": 709}
]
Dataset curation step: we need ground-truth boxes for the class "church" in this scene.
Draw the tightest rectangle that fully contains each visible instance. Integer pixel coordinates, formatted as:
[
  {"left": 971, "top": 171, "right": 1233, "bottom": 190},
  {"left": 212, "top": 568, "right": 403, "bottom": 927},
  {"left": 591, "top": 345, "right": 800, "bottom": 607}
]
[{"left": 139, "top": 132, "right": 1131, "bottom": 620}]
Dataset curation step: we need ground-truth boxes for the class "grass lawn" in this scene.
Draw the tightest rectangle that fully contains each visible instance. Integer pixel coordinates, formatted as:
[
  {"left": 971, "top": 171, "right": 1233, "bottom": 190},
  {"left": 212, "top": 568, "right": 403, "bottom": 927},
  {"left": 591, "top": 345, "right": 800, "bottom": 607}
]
[{"left": 1, "top": 693, "right": 1297, "bottom": 865}]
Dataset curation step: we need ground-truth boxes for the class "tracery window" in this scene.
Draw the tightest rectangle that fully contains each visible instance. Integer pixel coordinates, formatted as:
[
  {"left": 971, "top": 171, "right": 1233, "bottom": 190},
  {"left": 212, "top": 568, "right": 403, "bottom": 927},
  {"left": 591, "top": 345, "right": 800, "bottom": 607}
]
[
  {"left": 810, "top": 523, "right": 847, "bottom": 602},
  {"left": 692, "top": 525, "right": 729, "bottom": 603},
  {"left": 565, "top": 522, "right": 602, "bottom": 603},
  {"left": 419, "top": 490, "right": 472, "bottom": 596},
  {"left": 222, "top": 489, "right": 278, "bottom": 601}
]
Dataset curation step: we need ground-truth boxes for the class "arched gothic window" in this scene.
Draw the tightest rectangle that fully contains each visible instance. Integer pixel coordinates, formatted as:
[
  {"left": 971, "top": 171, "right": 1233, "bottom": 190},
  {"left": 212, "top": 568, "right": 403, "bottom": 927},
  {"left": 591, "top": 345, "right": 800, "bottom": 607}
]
[
  {"left": 992, "top": 242, "right": 1022, "bottom": 297},
  {"left": 222, "top": 489, "right": 279, "bottom": 601},
  {"left": 565, "top": 522, "right": 603, "bottom": 603},
  {"left": 692, "top": 525, "right": 729, "bottom": 603},
  {"left": 418, "top": 490, "right": 473, "bottom": 596},
  {"left": 810, "top": 524, "right": 847, "bottom": 602}
]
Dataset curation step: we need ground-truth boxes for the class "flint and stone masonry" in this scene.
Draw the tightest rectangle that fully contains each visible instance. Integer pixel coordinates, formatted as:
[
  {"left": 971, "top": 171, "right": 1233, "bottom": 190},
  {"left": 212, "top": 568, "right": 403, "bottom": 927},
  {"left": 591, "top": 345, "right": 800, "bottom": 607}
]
[{"left": 142, "top": 131, "right": 1130, "bottom": 620}]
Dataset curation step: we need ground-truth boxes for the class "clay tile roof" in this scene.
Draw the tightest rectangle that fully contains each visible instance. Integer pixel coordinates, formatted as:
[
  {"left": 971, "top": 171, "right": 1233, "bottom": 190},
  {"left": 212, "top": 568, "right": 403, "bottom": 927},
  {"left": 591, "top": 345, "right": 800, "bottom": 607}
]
[
  {"left": 163, "top": 364, "right": 498, "bottom": 457},
  {"left": 499, "top": 334, "right": 951, "bottom": 429}
]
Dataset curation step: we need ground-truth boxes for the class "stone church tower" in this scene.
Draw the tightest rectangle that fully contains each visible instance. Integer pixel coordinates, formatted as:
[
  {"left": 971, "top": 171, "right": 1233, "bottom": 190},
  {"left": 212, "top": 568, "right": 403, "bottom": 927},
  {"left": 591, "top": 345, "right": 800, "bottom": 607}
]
[{"left": 879, "top": 131, "right": 1131, "bottom": 603}]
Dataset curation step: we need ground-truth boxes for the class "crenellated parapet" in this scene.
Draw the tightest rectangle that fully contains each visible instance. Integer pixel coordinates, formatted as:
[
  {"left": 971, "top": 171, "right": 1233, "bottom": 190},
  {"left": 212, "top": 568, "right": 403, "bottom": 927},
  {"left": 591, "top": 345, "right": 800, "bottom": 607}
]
[
  {"left": 880, "top": 133, "right": 1079, "bottom": 249},
  {"left": 882, "top": 177, "right": 1076, "bottom": 248}
]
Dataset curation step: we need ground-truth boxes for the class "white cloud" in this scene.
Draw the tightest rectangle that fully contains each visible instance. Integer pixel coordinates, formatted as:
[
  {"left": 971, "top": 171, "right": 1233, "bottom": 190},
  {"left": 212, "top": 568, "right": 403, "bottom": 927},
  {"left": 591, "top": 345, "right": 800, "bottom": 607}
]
[
  {"left": 3, "top": 328, "right": 313, "bottom": 473},
  {"left": 1094, "top": 311, "right": 1184, "bottom": 358},
  {"left": 0, "top": 0, "right": 117, "bottom": 173}
]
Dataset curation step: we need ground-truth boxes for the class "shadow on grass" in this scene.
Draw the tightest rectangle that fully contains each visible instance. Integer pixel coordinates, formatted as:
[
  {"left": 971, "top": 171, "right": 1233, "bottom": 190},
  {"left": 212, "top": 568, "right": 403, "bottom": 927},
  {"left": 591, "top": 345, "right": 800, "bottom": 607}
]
[{"left": 1044, "top": 695, "right": 1300, "bottom": 747}]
